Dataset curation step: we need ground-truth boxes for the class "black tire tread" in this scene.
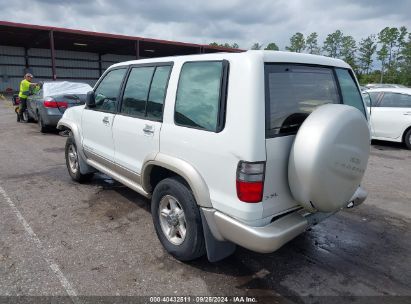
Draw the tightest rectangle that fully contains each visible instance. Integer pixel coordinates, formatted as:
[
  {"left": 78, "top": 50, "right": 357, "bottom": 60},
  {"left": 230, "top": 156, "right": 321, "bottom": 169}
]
[
  {"left": 404, "top": 128, "right": 411, "bottom": 150},
  {"left": 38, "top": 113, "right": 47, "bottom": 133},
  {"left": 65, "top": 136, "right": 93, "bottom": 183},
  {"left": 151, "top": 177, "right": 205, "bottom": 261}
]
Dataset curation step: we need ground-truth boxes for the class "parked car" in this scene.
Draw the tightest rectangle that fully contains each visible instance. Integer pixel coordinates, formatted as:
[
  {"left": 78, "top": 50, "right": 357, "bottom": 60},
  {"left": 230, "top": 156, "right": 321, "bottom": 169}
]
[
  {"left": 27, "top": 81, "right": 93, "bottom": 132},
  {"left": 363, "top": 87, "right": 411, "bottom": 149},
  {"left": 365, "top": 83, "right": 407, "bottom": 89},
  {"left": 58, "top": 51, "right": 370, "bottom": 262}
]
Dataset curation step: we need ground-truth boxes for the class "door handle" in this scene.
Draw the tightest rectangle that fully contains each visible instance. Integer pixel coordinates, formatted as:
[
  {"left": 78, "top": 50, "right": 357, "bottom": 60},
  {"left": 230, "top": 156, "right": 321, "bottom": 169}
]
[
  {"left": 102, "top": 117, "right": 110, "bottom": 124},
  {"left": 143, "top": 124, "right": 154, "bottom": 134},
  {"left": 404, "top": 112, "right": 411, "bottom": 116}
]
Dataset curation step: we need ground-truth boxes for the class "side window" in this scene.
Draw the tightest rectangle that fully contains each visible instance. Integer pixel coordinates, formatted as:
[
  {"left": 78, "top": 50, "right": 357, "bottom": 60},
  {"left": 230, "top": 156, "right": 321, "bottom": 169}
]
[
  {"left": 147, "top": 66, "right": 172, "bottom": 120},
  {"left": 121, "top": 67, "right": 155, "bottom": 117},
  {"left": 335, "top": 68, "right": 366, "bottom": 116},
  {"left": 379, "top": 93, "right": 411, "bottom": 108},
  {"left": 121, "top": 65, "right": 172, "bottom": 120},
  {"left": 94, "top": 68, "right": 127, "bottom": 112},
  {"left": 175, "top": 61, "right": 224, "bottom": 132}
]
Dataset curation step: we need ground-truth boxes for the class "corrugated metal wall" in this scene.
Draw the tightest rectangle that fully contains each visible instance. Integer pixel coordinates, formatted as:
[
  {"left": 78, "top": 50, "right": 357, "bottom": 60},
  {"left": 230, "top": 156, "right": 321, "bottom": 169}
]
[
  {"left": 1, "top": 45, "right": 139, "bottom": 92},
  {"left": 0, "top": 45, "right": 26, "bottom": 91}
]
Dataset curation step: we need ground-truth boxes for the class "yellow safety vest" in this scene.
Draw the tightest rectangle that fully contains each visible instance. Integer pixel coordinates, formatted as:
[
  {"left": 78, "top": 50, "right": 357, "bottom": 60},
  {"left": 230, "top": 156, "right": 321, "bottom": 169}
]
[{"left": 18, "top": 79, "right": 31, "bottom": 99}]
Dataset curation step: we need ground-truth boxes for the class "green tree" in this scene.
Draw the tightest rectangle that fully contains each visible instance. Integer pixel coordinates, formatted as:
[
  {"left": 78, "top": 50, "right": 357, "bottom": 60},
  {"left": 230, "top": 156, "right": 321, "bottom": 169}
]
[
  {"left": 399, "top": 33, "right": 411, "bottom": 86},
  {"left": 377, "top": 44, "right": 389, "bottom": 83},
  {"left": 378, "top": 27, "right": 399, "bottom": 68},
  {"left": 305, "top": 32, "right": 320, "bottom": 54},
  {"left": 397, "top": 26, "right": 408, "bottom": 52},
  {"left": 395, "top": 26, "right": 408, "bottom": 68},
  {"left": 209, "top": 42, "right": 240, "bottom": 49},
  {"left": 285, "top": 32, "right": 305, "bottom": 52},
  {"left": 264, "top": 42, "right": 279, "bottom": 51},
  {"left": 358, "top": 35, "right": 377, "bottom": 75},
  {"left": 340, "top": 35, "right": 357, "bottom": 69},
  {"left": 251, "top": 43, "right": 263, "bottom": 50},
  {"left": 323, "top": 30, "right": 344, "bottom": 57}
]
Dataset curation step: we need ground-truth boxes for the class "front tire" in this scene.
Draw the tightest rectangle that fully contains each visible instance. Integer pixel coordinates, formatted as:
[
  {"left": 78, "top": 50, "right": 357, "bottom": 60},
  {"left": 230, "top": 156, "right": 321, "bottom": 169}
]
[
  {"left": 65, "top": 135, "right": 93, "bottom": 183},
  {"left": 152, "top": 177, "right": 206, "bottom": 261},
  {"left": 404, "top": 128, "right": 411, "bottom": 150}
]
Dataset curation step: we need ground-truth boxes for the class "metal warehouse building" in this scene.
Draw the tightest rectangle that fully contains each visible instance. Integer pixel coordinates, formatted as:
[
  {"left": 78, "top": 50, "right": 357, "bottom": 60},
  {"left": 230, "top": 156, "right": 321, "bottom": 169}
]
[{"left": 0, "top": 21, "right": 242, "bottom": 92}]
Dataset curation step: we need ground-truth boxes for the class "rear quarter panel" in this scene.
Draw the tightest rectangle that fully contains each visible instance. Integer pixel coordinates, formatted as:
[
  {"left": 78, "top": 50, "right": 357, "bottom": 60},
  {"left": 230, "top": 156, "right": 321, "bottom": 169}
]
[{"left": 160, "top": 54, "right": 268, "bottom": 223}]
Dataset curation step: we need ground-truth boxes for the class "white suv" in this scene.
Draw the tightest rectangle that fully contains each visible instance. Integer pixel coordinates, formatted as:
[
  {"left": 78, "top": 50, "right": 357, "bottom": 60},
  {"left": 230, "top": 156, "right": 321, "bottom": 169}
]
[{"left": 58, "top": 51, "right": 370, "bottom": 262}]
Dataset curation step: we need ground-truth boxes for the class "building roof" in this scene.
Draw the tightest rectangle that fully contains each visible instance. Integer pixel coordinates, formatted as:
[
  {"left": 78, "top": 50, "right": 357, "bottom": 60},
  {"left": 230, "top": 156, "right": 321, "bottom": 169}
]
[{"left": 0, "top": 20, "right": 243, "bottom": 57}]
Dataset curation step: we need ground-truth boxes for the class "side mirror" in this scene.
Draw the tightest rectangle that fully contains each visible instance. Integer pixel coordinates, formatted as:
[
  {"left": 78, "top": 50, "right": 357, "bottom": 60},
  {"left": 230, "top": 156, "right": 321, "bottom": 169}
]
[{"left": 86, "top": 91, "right": 96, "bottom": 108}]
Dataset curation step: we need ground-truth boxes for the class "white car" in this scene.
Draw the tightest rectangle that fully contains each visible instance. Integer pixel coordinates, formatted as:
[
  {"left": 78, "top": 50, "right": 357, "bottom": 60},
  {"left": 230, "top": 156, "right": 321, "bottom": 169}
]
[
  {"left": 363, "top": 88, "right": 411, "bottom": 149},
  {"left": 58, "top": 51, "right": 370, "bottom": 262}
]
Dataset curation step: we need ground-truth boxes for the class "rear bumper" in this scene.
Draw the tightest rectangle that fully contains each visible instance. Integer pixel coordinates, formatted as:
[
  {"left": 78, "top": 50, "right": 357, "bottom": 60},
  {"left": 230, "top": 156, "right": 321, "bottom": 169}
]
[
  {"left": 41, "top": 108, "right": 62, "bottom": 126},
  {"left": 202, "top": 186, "right": 368, "bottom": 253}
]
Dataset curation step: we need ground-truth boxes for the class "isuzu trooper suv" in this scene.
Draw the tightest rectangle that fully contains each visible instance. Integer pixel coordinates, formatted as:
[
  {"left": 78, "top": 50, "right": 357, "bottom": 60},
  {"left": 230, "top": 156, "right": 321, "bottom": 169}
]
[{"left": 58, "top": 51, "right": 370, "bottom": 262}]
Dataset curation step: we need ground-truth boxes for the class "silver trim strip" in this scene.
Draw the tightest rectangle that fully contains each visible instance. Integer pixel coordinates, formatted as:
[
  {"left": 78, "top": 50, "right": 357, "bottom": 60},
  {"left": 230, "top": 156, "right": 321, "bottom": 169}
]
[
  {"left": 84, "top": 148, "right": 142, "bottom": 184},
  {"left": 87, "top": 158, "right": 150, "bottom": 198}
]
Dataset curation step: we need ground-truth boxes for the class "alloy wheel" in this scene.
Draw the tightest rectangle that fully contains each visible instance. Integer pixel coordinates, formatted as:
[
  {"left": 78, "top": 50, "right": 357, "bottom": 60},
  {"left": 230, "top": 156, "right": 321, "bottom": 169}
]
[{"left": 158, "top": 195, "right": 187, "bottom": 245}]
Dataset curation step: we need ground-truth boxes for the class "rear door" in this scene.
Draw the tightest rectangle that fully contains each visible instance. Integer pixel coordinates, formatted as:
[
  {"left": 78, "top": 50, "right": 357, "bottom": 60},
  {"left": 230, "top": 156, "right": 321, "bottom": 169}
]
[
  {"left": 112, "top": 63, "right": 172, "bottom": 177},
  {"left": 263, "top": 64, "right": 365, "bottom": 217},
  {"left": 371, "top": 92, "right": 411, "bottom": 139},
  {"left": 363, "top": 91, "right": 382, "bottom": 137},
  {"left": 82, "top": 68, "right": 127, "bottom": 163}
]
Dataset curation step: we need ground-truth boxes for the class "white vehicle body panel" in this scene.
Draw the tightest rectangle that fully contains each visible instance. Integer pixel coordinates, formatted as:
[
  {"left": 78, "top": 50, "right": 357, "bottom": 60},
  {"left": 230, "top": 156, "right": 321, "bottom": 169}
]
[
  {"left": 81, "top": 110, "right": 115, "bottom": 161},
  {"left": 113, "top": 115, "right": 161, "bottom": 175},
  {"left": 366, "top": 88, "right": 411, "bottom": 143}
]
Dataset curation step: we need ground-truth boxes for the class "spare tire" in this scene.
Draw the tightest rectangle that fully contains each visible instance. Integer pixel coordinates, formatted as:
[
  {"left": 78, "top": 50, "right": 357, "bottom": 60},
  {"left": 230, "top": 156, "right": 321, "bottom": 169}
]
[{"left": 288, "top": 104, "right": 370, "bottom": 213}]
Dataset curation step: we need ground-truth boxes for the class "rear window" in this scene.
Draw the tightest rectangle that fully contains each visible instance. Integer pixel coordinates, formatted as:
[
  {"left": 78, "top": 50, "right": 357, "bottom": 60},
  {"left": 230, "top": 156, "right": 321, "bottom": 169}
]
[{"left": 265, "top": 64, "right": 364, "bottom": 137}]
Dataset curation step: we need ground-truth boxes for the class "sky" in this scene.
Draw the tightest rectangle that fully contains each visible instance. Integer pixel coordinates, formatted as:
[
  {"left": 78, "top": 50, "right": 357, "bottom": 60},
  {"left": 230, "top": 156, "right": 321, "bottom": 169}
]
[{"left": 1, "top": 0, "right": 410, "bottom": 50}]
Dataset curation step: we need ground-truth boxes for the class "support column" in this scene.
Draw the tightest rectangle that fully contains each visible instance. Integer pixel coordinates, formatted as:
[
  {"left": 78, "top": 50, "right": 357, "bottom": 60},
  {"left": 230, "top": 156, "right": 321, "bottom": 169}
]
[
  {"left": 49, "top": 30, "right": 56, "bottom": 80},
  {"left": 24, "top": 47, "right": 29, "bottom": 73},
  {"left": 98, "top": 53, "right": 102, "bottom": 76},
  {"left": 135, "top": 40, "right": 140, "bottom": 59},
  {"left": 199, "top": 46, "right": 204, "bottom": 54}
]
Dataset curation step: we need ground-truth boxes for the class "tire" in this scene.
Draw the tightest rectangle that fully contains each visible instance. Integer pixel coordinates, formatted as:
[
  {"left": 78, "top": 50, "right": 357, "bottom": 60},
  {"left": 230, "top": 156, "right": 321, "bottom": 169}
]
[
  {"left": 37, "top": 113, "right": 48, "bottom": 133},
  {"left": 65, "top": 135, "right": 93, "bottom": 183},
  {"left": 404, "top": 128, "right": 411, "bottom": 150},
  {"left": 151, "top": 177, "right": 206, "bottom": 261},
  {"left": 21, "top": 110, "right": 30, "bottom": 122}
]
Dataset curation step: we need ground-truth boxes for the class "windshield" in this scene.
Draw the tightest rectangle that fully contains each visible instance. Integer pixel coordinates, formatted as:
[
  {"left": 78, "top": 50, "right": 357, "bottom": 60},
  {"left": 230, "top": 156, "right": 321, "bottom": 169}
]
[{"left": 265, "top": 64, "right": 365, "bottom": 137}]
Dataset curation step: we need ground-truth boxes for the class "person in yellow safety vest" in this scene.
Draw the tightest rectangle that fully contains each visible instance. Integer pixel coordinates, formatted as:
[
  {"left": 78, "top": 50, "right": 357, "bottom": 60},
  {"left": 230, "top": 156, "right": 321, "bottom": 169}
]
[{"left": 18, "top": 73, "right": 38, "bottom": 122}]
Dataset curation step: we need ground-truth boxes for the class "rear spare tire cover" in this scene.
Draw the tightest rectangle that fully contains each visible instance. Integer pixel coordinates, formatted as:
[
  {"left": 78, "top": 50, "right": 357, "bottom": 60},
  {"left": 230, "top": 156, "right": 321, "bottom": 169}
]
[{"left": 288, "top": 104, "right": 370, "bottom": 213}]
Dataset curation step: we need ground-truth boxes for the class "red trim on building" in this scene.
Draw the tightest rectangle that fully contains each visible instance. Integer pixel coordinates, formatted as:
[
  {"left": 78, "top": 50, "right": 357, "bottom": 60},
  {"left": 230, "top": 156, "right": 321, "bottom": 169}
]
[{"left": 0, "top": 20, "right": 244, "bottom": 52}]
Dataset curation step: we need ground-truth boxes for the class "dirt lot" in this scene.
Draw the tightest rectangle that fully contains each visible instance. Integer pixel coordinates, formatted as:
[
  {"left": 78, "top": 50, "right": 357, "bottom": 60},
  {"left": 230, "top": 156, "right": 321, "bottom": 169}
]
[{"left": 0, "top": 98, "right": 410, "bottom": 304}]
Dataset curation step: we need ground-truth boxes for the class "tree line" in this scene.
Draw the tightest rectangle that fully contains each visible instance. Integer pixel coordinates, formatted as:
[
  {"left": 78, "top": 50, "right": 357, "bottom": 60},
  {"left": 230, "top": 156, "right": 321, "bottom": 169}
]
[{"left": 209, "top": 26, "right": 411, "bottom": 86}]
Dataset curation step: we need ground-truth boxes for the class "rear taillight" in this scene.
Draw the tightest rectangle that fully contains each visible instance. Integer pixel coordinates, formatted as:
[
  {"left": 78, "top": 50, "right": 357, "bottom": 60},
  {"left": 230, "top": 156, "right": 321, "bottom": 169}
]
[
  {"left": 236, "top": 161, "right": 265, "bottom": 203},
  {"left": 43, "top": 97, "right": 68, "bottom": 108}
]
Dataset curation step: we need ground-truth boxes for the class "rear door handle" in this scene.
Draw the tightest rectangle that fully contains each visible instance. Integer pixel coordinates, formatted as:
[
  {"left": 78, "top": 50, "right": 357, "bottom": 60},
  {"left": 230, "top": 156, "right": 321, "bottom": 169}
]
[
  {"left": 102, "top": 117, "right": 110, "bottom": 124},
  {"left": 143, "top": 124, "right": 154, "bottom": 135}
]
